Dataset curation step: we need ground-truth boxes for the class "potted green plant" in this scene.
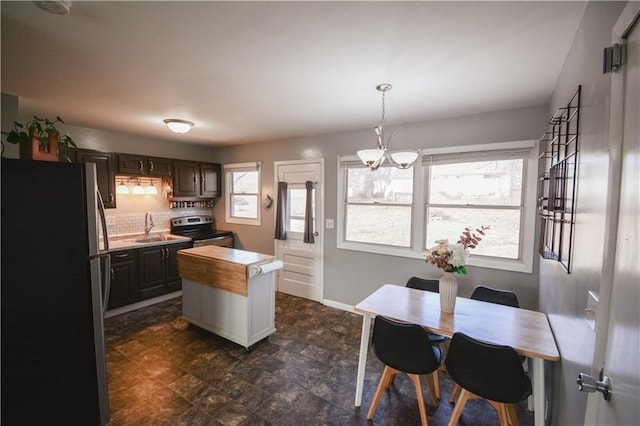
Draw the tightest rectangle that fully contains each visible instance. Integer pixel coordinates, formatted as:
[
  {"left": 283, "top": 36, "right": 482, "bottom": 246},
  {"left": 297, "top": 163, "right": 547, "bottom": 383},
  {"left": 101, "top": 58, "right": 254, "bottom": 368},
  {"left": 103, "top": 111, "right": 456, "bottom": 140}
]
[{"left": 1, "top": 115, "right": 77, "bottom": 161}]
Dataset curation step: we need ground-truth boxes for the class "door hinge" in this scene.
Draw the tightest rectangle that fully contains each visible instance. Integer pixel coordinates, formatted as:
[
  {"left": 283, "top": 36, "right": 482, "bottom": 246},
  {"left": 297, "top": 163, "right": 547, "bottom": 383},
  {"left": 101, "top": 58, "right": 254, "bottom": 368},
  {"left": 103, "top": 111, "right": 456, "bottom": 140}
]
[{"left": 603, "top": 43, "right": 627, "bottom": 73}]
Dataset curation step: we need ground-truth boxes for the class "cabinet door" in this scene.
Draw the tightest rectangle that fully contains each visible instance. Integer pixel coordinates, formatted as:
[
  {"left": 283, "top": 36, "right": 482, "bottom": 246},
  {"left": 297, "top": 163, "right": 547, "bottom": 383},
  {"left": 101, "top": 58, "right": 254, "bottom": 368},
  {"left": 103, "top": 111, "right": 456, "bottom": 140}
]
[
  {"left": 166, "top": 242, "right": 192, "bottom": 292},
  {"left": 138, "top": 246, "right": 166, "bottom": 300},
  {"left": 76, "top": 149, "right": 116, "bottom": 208},
  {"left": 117, "top": 154, "right": 146, "bottom": 175},
  {"left": 173, "top": 160, "right": 199, "bottom": 197},
  {"left": 200, "top": 163, "right": 221, "bottom": 197},
  {"left": 108, "top": 250, "right": 139, "bottom": 310},
  {"left": 148, "top": 157, "right": 172, "bottom": 177}
]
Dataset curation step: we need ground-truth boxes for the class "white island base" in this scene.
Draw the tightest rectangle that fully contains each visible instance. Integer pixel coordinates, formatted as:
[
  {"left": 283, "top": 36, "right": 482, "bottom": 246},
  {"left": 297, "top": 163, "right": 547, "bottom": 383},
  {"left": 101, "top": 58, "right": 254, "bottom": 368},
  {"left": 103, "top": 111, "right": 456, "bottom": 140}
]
[
  {"left": 181, "top": 274, "right": 276, "bottom": 350},
  {"left": 177, "top": 245, "right": 282, "bottom": 350}
]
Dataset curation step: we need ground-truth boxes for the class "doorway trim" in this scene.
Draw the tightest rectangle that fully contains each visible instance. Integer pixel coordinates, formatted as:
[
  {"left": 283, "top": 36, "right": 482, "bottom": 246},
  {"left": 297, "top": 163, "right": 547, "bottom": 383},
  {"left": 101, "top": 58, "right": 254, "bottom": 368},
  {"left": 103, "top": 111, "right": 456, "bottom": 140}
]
[{"left": 273, "top": 158, "right": 325, "bottom": 302}]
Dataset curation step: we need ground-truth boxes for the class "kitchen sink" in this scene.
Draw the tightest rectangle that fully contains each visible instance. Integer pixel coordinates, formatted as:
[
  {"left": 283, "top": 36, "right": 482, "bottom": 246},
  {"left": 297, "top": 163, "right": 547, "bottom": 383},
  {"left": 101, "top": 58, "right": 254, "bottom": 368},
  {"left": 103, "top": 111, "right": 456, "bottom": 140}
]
[
  {"left": 134, "top": 236, "right": 164, "bottom": 243},
  {"left": 125, "top": 234, "right": 184, "bottom": 244}
]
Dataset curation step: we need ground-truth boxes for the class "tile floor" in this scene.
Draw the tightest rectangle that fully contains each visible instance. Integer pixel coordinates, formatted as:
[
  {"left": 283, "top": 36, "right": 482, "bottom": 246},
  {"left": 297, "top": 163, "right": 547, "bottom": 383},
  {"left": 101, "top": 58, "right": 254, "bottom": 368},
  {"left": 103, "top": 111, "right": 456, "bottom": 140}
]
[{"left": 104, "top": 292, "right": 534, "bottom": 425}]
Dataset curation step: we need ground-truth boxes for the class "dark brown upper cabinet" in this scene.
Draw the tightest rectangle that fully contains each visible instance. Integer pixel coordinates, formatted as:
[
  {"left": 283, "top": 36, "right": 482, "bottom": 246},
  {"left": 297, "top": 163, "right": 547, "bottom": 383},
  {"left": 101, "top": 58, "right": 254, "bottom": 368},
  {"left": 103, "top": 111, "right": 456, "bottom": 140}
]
[
  {"left": 117, "top": 154, "right": 172, "bottom": 177},
  {"left": 173, "top": 160, "right": 221, "bottom": 198},
  {"left": 76, "top": 149, "right": 116, "bottom": 208}
]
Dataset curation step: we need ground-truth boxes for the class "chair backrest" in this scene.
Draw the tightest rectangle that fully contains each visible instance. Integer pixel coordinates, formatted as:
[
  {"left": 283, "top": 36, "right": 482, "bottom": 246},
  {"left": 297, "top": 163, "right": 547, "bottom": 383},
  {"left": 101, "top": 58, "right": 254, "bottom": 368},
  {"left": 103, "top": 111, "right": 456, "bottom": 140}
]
[
  {"left": 406, "top": 276, "right": 439, "bottom": 293},
  {"left": 372, "top": 316, "right": 441, "bottom": 375},
  {"left": 470, "top": 285, "right": 520, "bottom": 308},
  {"left": 445, "top": 332, "right": 531, "bottom": 404}
]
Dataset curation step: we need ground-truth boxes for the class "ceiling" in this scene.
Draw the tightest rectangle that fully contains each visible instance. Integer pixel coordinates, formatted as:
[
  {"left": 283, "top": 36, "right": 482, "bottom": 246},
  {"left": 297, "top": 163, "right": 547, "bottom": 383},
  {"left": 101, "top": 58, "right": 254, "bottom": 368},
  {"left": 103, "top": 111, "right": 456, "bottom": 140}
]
[{"left": 1, "top": 1, "right": 586, "bottom": 147}]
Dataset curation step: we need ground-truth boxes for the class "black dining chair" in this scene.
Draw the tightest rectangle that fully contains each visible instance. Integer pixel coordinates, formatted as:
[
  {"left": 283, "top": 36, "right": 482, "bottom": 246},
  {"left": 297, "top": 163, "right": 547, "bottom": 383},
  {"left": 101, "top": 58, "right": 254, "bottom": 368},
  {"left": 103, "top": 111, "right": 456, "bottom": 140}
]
[
  {"left": 445, "top": 332, "right": 532, "bottom": 426},
  {"left": 367, "top": 316, "right": 442, "bottom": 426},
  {"left": 470, "top": 284, "right": 520, "bottom": 308},
  {"left": 405, "top": 277, "right": 448, "bottom": 345},
  {"left": 406, "top": 276, "right": 449, "bottom": 397},
  {"left": 449, "top": 284, "right": 522, "bottom": 403}
]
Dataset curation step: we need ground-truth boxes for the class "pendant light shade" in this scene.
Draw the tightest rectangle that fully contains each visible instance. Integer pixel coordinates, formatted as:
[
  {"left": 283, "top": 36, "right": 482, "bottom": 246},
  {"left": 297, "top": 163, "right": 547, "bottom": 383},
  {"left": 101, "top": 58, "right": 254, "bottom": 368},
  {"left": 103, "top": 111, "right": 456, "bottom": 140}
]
[{"left": 357, "top": 84, "right": 419, "bottom": 171}]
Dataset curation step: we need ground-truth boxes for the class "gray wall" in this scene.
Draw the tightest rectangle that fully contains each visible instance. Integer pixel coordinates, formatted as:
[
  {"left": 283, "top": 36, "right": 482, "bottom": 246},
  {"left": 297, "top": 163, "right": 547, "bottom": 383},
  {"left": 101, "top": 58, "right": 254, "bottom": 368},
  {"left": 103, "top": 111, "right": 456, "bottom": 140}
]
[
  {"left": 211, "top": 104, "right": 549, "bottom": 308},
  {"left": 539, "top": 2, "right": 627, "bottom": 425},
  {"left": 1, "top": 92, "right": 215, "bottom": 162}
]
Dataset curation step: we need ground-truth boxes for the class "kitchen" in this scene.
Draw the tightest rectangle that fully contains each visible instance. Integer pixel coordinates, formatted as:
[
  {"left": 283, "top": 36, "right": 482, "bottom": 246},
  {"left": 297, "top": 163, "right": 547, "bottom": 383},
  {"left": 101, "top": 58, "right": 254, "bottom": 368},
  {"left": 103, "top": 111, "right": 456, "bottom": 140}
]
[{"left": 2, "top": 1, "right": 639, "bottom": 425}]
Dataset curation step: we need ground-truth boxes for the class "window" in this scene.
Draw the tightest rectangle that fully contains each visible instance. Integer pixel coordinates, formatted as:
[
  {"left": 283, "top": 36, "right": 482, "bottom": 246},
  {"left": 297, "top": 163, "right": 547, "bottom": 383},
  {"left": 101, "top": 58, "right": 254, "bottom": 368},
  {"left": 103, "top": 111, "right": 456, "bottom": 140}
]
[
  {"left": 224, "top": 162, "right": 261, "bottom": 226},
  {"left": 287, "top": 185, "right": 315, "bottom": 235},
  {"left": 344, "top": 165, "right": 414, "bottom": 247},
  {"left": 338, "top": 141, "right": 538, "bottom": 272}
]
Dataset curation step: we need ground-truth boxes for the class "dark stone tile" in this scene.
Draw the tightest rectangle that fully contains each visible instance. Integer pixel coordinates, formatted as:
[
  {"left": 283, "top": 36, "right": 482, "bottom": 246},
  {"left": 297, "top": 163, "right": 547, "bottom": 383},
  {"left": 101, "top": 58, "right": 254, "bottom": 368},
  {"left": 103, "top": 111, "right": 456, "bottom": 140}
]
[{"left": 104, "top": 293, "right": 534, "bottom": 426}]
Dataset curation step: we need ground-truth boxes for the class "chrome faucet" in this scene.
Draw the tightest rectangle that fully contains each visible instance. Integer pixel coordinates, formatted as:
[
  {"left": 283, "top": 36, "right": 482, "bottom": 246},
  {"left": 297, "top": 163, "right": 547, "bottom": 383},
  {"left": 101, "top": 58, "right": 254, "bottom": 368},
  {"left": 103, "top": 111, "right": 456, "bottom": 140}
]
[{"left": 144, "top": 211, "right": 154, "bottom": 236}]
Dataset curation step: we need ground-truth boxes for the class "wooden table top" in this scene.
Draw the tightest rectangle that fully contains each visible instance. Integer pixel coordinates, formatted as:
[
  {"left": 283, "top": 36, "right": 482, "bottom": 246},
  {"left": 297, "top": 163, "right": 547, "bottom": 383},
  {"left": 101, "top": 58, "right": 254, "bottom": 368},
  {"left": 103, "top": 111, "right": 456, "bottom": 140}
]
[
  {"left": 178, "top": 246, "right": 274, "bottom": 266},
  {"left": 355, "top": 284, "right": 560, "bottom": 361}
]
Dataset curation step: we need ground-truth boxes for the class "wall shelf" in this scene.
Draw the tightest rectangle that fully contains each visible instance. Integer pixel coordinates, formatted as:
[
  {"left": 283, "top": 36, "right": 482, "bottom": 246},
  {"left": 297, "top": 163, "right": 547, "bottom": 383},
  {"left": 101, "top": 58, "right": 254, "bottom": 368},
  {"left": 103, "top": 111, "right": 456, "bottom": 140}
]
[{"left": 538, "top": 85, "right": 581, "bottom": 273}]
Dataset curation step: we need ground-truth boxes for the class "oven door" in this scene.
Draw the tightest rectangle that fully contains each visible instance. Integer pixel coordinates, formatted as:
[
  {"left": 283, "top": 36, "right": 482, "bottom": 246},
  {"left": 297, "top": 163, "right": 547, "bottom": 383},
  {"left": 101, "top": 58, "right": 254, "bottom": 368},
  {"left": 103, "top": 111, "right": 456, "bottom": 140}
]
[{"left": 193, "top": 235, "right": 234, "bottom": 248}]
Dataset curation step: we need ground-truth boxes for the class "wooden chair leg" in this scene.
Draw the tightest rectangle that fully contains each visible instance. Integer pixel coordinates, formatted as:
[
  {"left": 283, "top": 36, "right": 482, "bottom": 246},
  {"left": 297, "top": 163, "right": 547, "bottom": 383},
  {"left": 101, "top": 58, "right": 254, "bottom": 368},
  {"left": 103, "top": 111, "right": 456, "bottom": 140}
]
[
  {"left": 506, "top": 403, "right": 519, "bottom": 426},
  {"left": 367, "top": 366, "right": 394, "bottom": 420},
  {"left": 447, "top": 388, "right": 471, "bottom": 426},
  {"left": 449, "top": 384, "right": 461, "bottom": 403},
  {"left": 429, "top": 370, "right": 441, "bottom": 400},
  {"left": 424, "top": 372, "right": 439, "bottom": 407},
  {"left": 408, "top": 374, "right": 429, "bottom": 426},
  {"left": 387, "top": 370, "right": 398, "bottom": 388},
  {"left": 487, "top": 400, "right": 510, "bottom": 426}
]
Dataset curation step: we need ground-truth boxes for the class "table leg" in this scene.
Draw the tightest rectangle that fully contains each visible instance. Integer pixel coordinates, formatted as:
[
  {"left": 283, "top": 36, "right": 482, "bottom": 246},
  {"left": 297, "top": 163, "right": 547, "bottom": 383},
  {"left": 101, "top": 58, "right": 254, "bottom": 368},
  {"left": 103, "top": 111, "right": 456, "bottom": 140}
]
[
  {"left": 355, "top": 313, "right": 372, "bottom": 407},
  {"left": 533, "top": 357, "right": 545, "bottom": 426}
]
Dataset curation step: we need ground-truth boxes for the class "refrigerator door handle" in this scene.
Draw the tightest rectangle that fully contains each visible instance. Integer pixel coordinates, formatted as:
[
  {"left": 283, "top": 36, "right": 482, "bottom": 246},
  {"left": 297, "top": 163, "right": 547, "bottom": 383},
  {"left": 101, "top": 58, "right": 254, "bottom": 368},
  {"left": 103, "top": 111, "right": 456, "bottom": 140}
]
[
  {"left": 100, "top": 253, "right": 112, "bottom": 315},
  {"left": 97, "top": 190, "right": 110, "bottom": 252}
]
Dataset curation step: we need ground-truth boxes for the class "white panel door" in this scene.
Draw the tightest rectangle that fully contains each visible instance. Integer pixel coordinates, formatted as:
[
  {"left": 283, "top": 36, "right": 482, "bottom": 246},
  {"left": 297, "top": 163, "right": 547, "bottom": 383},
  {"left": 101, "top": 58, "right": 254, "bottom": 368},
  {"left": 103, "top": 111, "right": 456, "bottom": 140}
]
[
  {"left": 274, "top": 160, "right": 324, "bottom": 302},
  {"left": 585, "top": 5, "right": 640, "bottom": 425}
]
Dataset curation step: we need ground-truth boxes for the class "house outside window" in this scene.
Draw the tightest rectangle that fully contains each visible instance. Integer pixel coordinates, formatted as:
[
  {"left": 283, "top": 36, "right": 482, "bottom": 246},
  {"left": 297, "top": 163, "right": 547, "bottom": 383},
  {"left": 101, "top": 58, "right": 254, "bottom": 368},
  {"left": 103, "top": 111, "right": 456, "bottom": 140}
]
[
  {"left": 224, "top": 162, "right": 261, "bottom": 226},
  {"left": 337, "top": 140, "right": 538, "bottom": 273}
]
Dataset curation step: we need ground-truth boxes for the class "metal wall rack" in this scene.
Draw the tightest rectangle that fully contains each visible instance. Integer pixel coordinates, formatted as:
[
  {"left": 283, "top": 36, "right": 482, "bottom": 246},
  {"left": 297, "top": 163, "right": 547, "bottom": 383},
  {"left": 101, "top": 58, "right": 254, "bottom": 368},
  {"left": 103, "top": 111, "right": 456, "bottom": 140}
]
[{"left": 538, "top": 85, "right": 581, "bottom": 273}]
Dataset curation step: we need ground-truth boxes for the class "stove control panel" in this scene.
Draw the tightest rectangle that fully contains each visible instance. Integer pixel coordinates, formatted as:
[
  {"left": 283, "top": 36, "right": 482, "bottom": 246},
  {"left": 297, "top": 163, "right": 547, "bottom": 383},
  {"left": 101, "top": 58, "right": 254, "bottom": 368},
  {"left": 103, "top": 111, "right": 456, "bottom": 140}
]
[{"left": 171, "top": 216, "right": 213, "bottom": 228}]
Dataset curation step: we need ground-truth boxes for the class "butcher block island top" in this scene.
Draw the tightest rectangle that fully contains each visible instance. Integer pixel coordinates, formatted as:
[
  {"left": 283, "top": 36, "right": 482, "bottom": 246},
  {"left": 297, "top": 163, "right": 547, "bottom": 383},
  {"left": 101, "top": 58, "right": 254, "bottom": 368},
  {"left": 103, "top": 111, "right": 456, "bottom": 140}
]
[{"left": 177, "top": 246, "right": 276, "bottom": 297}]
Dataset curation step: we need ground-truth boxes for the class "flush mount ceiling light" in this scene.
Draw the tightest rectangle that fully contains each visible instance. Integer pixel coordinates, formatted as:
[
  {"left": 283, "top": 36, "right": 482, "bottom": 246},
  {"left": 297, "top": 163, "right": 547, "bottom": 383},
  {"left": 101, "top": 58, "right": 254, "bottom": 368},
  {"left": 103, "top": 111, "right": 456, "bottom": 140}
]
[
  {"left": 163, "top": 119, "right": 194, "bottom": 134},
  {"left": 33, "top": 1, "right": 72, "bottom": 15},
  {"left": 357, "top": 84, "right": 419, "bottom": 171}
]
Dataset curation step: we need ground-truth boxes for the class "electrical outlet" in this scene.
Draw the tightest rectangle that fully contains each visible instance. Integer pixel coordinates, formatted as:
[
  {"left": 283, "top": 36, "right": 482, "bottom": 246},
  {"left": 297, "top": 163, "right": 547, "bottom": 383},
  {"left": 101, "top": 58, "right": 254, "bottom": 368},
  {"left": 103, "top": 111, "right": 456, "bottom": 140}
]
[
  {"left": 106, "top": 217, "right": 116, "bottom": 226},
  {"left": 325, "top": 219, "right": 334, "bottom": 229}
]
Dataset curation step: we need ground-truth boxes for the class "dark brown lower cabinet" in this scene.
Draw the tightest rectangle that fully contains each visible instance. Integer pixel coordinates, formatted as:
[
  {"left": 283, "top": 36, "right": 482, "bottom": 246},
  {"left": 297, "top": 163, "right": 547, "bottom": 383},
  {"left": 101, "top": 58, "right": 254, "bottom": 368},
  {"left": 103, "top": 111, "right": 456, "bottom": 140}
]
[
  {"left": 108, "top": 250, "right": 139, "bottom": 310},
  {"left": 138, "top": 242, "right": 192, "bottom": 300}
]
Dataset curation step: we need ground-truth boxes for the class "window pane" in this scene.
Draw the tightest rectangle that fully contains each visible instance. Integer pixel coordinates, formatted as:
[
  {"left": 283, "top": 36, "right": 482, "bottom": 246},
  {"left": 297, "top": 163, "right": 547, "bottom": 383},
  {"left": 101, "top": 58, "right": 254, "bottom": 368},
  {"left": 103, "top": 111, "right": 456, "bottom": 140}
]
[
  {"left": 347, "top": 166, "right": 413, "bottom": 204},
  {"left": 288, "top": 188, "right": 314, "bottom": 233},
  {"left": 231, "top": 194, "right": 258, "bottom": 218},
  {"left": 429, "top": 159, "right": 522, "bottom": 206},
  {"left": 426, "top": 207, "right": 521, "bottom": 259},
  {"left": 231, "top": 171, "right": 258, "bottom": 193},
  {"left": 346, "top": 205, "right": 411, "bottom": 247}
]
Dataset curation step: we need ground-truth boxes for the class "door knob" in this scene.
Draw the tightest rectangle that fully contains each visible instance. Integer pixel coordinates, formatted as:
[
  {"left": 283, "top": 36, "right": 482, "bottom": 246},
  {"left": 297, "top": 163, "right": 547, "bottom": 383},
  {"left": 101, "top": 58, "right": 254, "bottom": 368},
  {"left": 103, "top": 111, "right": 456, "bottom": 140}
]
[
  {"left": 313, "top": 231, "right": 319, "bottom": 236},
  {"left": 577, "top": 369, "right": 611, "bottom": 401}
]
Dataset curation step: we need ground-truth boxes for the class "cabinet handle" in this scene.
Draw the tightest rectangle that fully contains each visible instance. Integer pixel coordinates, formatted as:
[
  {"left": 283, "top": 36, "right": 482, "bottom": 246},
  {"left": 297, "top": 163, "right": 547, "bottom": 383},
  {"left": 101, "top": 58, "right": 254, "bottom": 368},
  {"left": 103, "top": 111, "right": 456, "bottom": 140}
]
[
  {"left": 110, "top": 268, "right": 114, "bottom": 280},
  {"left": 109, "top": 193, "right": 114, "bottom": 204},
  {"left": 114, "top": 253, "right": 129, "bottom": 259},
  {"left": 139, "top": 160, "right": 144, "bottom": 171},
  {"left": 149, "top": 161, "right": 154, "bottom": 172}
]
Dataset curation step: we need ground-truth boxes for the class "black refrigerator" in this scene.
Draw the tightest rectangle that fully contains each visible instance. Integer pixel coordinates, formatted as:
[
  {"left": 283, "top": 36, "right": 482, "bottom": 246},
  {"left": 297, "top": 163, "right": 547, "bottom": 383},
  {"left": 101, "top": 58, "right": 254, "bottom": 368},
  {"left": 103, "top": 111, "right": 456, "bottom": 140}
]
[{"left": 1, "top": 158, "right": 110, "bottom": 425}]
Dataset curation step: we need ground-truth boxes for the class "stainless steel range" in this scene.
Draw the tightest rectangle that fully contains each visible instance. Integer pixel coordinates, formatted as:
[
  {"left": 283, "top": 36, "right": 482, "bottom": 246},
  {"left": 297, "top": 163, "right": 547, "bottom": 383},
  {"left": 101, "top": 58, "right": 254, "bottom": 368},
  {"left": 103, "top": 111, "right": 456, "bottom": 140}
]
[{"left": 170, "top": 216, "right": 234, "bottom": 248}]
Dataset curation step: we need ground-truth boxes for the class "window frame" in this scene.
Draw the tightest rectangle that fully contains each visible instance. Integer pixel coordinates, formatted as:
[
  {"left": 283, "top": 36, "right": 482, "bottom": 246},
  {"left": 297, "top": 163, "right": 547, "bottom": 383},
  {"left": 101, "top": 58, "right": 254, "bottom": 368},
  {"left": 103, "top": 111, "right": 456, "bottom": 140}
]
[
  {"left": 224, "top": 161, "right": 262, "bottom": 226},
  {"left": 337, "top": 140, "right": 538, "bottom": 273}
]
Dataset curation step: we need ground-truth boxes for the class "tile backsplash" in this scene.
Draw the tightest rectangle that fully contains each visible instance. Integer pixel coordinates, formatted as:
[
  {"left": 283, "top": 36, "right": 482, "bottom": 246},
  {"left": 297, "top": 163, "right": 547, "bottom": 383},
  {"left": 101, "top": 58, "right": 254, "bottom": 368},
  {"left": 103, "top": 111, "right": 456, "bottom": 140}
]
[{"left": 105, "top": 208, "right": 211, "bottom": 236}]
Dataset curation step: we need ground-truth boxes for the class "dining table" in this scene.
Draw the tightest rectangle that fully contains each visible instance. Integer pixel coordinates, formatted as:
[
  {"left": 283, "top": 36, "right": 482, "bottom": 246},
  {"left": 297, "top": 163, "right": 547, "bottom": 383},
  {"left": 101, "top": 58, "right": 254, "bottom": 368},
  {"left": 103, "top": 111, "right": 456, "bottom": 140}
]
[{"left": 353, "top": 284, "right": 560, "bottom": 426}]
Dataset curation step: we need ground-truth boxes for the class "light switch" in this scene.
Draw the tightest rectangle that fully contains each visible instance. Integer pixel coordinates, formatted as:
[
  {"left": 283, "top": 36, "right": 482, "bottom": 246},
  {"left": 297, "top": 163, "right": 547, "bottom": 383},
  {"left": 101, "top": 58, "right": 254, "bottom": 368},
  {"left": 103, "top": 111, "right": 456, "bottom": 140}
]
[
  {"left": 584, "top": 290, "right": 599, "bottom": 331},
  {"left": 325, "top": 219, "right": 334, "bottom": 229}
]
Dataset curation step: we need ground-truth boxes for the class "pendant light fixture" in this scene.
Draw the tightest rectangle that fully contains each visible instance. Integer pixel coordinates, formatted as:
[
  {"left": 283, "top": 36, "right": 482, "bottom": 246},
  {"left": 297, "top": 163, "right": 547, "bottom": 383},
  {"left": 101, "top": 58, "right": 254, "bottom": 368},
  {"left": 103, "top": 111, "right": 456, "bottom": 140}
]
[{"left": 357, "top": 84, "right": 419, "bottom": 171}]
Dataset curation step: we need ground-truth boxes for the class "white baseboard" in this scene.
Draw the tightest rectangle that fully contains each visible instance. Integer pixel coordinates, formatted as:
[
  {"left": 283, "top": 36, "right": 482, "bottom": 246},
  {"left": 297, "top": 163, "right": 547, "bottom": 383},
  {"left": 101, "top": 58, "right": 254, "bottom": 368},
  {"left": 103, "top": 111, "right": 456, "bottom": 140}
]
[
  {"left": 105, "top": 291, "right": 182, "bottom": 318},
  {"left": 322, "top": 298, "right": 360, "bottom": 314}
]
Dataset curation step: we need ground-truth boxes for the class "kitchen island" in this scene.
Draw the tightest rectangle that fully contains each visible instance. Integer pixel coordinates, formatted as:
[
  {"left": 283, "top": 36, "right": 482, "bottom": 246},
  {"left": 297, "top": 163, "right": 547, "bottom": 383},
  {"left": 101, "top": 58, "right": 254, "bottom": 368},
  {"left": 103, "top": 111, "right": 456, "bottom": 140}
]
[{"left": 177, "top": 246, "right": 283, "bottom": 349}]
